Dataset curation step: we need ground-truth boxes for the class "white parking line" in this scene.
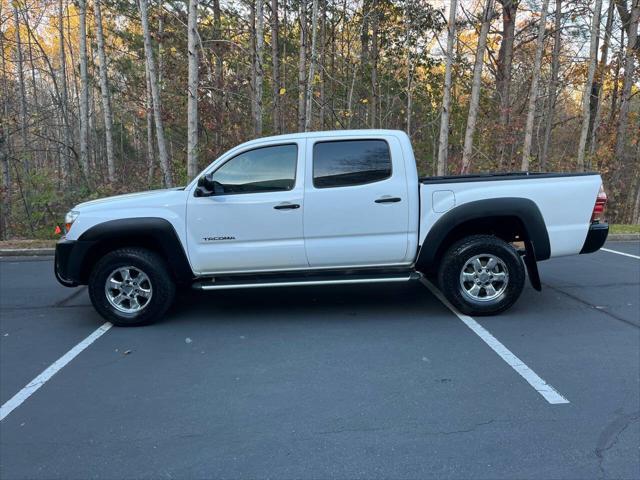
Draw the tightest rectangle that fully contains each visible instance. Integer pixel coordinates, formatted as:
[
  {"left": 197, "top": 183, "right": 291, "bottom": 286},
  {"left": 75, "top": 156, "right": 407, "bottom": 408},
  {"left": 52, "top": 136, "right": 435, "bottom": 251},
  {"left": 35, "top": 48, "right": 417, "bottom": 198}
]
[
  {"left": 421, "top": 278, "right": 570, "bottom": 405},
  {"left": 601, "top": 248, "right": 640, "bottom": 260},
  {"left": 0, "top": 322, "right": 112, "bottom": 422}
]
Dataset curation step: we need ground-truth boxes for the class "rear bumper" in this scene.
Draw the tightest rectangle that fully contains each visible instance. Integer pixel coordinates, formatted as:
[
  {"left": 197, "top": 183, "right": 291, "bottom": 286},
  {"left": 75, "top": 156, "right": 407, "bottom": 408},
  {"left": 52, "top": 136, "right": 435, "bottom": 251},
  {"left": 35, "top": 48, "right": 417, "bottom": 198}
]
[
  {"left": 580, "top": 223, "right": 609, "bottom": 254},
  {"left": 54, "top": 239, "right": 95, "bottom": 287}
]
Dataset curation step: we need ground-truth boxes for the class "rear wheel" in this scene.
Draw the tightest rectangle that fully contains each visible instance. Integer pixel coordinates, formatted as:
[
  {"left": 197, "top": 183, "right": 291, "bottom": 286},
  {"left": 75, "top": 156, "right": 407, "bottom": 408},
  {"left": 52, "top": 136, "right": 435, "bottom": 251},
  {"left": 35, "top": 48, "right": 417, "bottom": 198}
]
[
  {"left": 437, "top": 235, "right": 525, "bottom": 316},
  {"left": 88, "top": 248, "right": 175, "bottom": 326}
]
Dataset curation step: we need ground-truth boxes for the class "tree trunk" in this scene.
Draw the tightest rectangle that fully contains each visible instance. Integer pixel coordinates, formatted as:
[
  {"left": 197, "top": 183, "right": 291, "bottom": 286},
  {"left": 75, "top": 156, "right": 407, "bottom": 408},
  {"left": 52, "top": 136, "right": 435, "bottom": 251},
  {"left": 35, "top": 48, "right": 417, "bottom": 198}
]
[
  {"left": 318, "top": 0, "right": 326, "bottom": 129},
  {"left": 255, "top": 0, "right": 264, "bottom": 136},
  {"left": 361, "top": 0, "right": 370, "bottom": 67},
  {"left": 369, "top": 0, "right": 379, "bottom": 128},
  {"left": 213, "top": 0, "right": 224, "bottom": 145},
  {"left": 93, "top": 0, "right": 116, "bottom": 183},
  {"left": 158, "top": 14, "right": 164, "bottom": 89},
  {"left": 13, "top": 3, "right": 29, "bottom": 173},
  {"left": 283, "top": 2, "right": 289, "bottom": 130},
  {"left": 495, "top": 0, "right": 518, "bottom": 168},
  {"left": 78, "top": 0, "right": 90, "bottom": 180},
  {"left": 139, "top": 0, "right": 173, "bottom": 187},
  {"left": 271, "top": 0, "right": 281, "bottom": 134},
  {"left": 187, "top": 0, "right": 200, "bottom": 179},
  {"left": 589, "top": 0, "right": 615, "bottom": 160},
  {"left": 437, "top": 0, "right": 458, "bottom": 176},
  {"left": 298, "top": 0, "right": 307, "bottom": 131},
  {"left": 576, "top": 0, "right": 603, "bottom": 171},
  {"left": 614, "top": 0, "right": 639, "bottom": 162},
  {"left": 346, "top": 62, "right": 359, "bottom": 128},
  {"left": 539, "top": 0, "right": 562, "bottom": 170},
  {"left": 461, "top": 0, "right": 494, "bottom": 174},
  {"left": 609, "top": 27, "right": 624, "bottom": 126},
  {"left": 250, "top": 2, "right": 256, "bottom": 132},
  {"left": 145, "top": 69, "right": 156, "bottom": 187},
  {"left": 0, "top": 25, "right": 11, "bottom": 238},
  {"left": 58, "top": 0, "right": 71, "bottom": 185},
  {"left": 304, "top": 0, "right": 319, "bottom": 131},
  {"left": 404, "top": 2, "right": 413, "bottom": 136},
  {"left": 521, "top": 0, "right": 550, "bottom": 171}
]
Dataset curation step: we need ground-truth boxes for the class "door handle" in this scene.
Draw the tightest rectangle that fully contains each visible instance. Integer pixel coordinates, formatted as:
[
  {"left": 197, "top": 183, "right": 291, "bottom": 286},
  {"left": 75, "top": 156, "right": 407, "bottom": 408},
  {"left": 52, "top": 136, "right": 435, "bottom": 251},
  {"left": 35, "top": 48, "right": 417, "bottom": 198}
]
[
  {"left": 375, "top": 196, "right": 402, "bottom": 204},
  {"left": 274, "top": 203, "right": 300, "bottom": 210}
]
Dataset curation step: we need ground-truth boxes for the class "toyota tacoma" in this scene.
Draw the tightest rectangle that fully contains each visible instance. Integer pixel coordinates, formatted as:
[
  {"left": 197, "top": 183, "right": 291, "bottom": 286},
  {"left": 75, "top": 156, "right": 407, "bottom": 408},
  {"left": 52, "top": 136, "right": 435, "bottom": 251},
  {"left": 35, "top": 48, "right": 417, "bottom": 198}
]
[{"left": 55, "top": 130, "right": 609, "bottom": 326}]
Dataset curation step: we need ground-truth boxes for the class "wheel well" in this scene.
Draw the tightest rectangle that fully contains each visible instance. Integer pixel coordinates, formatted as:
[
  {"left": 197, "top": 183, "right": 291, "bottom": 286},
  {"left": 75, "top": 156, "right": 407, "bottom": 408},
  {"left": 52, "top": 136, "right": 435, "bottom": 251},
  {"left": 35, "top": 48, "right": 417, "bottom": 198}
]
[
  {"left": 424, "top": 215, "right": 528, "bottom": 273},
  {"left": 78, "top": 236, "right": 168, "bottom": 284},
  {"left": 74, "top": 218, "right": 195, "bottom": 285}
]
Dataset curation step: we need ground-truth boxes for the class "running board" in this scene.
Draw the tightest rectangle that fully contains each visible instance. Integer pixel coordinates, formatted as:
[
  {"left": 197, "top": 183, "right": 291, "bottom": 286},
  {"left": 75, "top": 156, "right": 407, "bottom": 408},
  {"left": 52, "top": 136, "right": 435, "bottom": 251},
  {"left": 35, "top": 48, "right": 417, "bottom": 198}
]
[{"left": 193, "top": 272, "right": 420, "bottom": 291}]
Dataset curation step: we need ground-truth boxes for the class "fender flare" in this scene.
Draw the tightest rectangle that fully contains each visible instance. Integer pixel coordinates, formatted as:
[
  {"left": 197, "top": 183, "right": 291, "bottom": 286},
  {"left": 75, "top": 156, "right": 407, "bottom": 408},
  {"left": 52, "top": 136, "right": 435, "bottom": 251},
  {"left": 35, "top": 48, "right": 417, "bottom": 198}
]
[
  {"left": 416, "top": 197, "right": 551, "bottom": 271},
  {"left": 77, "top": 217, "right": 194, "bottom": 283}
]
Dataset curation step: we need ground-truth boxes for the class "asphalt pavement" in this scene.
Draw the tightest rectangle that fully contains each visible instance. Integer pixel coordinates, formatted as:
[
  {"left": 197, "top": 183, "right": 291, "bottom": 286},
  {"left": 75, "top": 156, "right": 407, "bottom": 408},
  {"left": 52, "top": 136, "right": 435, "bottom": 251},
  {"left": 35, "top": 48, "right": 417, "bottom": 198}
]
[{"left": 0, "top": 242, "right": 638, "bottom": 479}]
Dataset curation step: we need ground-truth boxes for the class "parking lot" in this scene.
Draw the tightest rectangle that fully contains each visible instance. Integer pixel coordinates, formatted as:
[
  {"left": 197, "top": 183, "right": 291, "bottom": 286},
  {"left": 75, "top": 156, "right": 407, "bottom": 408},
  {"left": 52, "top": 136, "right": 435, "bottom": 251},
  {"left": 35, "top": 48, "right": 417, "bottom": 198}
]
[{"left": 1, "top": 241, "right": 638, "bottom": 479}]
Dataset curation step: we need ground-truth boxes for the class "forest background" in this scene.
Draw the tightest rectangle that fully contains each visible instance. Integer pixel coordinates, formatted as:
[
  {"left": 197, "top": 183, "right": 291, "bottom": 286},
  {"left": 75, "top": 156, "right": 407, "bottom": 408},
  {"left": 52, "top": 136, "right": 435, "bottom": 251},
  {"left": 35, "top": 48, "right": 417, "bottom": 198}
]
[{"left": 0, "top": 0, "right": 638, "bottom": 239}]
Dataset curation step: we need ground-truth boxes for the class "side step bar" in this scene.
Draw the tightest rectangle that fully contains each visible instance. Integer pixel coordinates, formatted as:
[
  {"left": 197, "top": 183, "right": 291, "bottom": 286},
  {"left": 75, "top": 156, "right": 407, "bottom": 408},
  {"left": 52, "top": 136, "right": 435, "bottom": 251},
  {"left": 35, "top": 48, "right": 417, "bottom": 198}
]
[{"left": 193, "top": 272, "right": 421, "bottom": 291}]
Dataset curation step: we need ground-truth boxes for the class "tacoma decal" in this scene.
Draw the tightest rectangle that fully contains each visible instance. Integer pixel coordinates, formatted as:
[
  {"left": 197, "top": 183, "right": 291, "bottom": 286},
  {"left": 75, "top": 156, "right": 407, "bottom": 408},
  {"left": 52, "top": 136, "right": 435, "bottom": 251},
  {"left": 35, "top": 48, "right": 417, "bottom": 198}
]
[{"left": 203, "top": 236, "right": 236, "bottom": 241}]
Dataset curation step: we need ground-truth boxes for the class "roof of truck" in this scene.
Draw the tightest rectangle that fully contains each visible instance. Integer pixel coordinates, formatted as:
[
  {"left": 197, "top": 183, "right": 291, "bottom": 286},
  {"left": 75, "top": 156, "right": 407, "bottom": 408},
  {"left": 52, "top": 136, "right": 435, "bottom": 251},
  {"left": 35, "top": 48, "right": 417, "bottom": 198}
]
[{"left": 238, "top": 129, "right": 409, "bottom": 147}]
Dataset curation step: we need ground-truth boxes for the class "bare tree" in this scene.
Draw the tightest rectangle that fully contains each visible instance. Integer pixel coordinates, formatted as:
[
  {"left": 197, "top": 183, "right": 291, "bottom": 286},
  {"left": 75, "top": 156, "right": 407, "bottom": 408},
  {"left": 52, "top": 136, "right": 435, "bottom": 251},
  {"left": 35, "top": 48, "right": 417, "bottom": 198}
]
[
  {"left": 187, "top": 0, "right": 200, "bottom": 179},
  {"left": 495, "top": 0, "right": 518, "bottom": 167},
  {"left": 298, "top": 0, "right": 307, "bottom": 131},
  {"left": 404, "top": 0, "right": 414, "bottom": 135},
  {"left": 318, "top": 0, "right": 326, "bottom": 128},
  {"left": 576, "top": 0, "right": 603, "bottom": 171},
  {"left": 93, "top": 0, "right": 116, "bottom": 183},
  {"left": 78, "top": 0, "right": 90, "bottom": 179},
  {"left": 254, "top": 0, "right": 264, "bottom": 136},
  {"left": 589, "top": 0, "right": 616, "bottom": 160},
  {"left": 614, "top": 0, "right": 639, "bottom": 162},
  {"left": 271, "top": 0, "right": 282, "bottom": 134},
  {"left": 521, "top": 0, "right": 550, "bottom": 171},
  {"left": 145, "top": 69, "right": 155, "bottom": 186},
  {"left": 1, "top": 14, "right": 12, "bottom": 237},
  {"left": 13, "top": 2, "right": 28, "bottom": 172},
  {"left": 213, "top": 0, "right": 224, "bottom": 144},
  {"left": 139, "top": 0, "right": 173, "bottom": 187},
  {"left": 437, "top": 0, "right": 458, "bottom": 176},
  {"left": 369, "top": 0, "right": 379, "bottom": 128},
  {"left": 158, "top": 14, "right": 164, "bottom": 88},
  {"left": 461, "top": 0, "right": 494, "bottom": 174},
  {"left": 540, "top": 0, "right": 562, "bottom": 170},
  {"left": 58, "top": 0, "right": 71, "bottom": 184},
  {"left": 609, "top": 26, "right": 624, "bottom": 126},
  {"left": 304, "top": 0, "right": 319, "bottom": 130}
]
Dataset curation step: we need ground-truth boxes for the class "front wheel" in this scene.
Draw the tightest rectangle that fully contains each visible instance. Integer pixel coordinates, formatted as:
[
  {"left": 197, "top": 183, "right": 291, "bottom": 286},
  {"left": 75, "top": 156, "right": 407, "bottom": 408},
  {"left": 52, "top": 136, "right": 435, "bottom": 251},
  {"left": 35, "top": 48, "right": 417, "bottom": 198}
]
[
  {"left": 437, "top": 235, "right": 525, "bottom": 316},
  {"left": 88, "top": 248, "right": 175, "bottom": 326}
]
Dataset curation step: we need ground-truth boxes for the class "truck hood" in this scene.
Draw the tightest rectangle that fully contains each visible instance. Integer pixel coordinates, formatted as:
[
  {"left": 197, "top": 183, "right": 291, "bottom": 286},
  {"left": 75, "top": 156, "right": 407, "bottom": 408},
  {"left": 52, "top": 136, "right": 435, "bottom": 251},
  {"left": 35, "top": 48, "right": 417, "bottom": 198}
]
[{"left": 75, "top": 187, "right": 185, "bottom": 210}]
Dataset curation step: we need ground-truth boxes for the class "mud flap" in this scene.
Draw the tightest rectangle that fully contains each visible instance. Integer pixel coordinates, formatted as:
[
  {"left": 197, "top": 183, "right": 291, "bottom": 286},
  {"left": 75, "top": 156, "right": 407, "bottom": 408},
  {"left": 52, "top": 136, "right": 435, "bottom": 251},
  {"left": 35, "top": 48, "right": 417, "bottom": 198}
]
[{"left": 522, "top": 240, "right": 542, "bottom": 291}]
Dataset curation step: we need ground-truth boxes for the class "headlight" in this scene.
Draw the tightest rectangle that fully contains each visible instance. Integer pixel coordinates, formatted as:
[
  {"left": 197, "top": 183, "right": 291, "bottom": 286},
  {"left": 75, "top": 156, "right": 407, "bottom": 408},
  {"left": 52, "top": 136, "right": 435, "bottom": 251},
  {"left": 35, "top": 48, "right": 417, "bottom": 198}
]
[{"left": 64, "top": 210, "right": 80, "bottom": 233}]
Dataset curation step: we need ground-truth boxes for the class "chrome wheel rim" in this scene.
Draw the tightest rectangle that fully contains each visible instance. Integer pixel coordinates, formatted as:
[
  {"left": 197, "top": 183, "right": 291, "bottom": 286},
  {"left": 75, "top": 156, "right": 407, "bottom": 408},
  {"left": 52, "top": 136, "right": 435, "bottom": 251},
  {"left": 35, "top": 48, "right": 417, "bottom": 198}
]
[
  {"left": 459, "top": 254, "right": 509, "bottom": 302},
  {"left": 105, "top": 266, "right": 153, "bottom": 314}
]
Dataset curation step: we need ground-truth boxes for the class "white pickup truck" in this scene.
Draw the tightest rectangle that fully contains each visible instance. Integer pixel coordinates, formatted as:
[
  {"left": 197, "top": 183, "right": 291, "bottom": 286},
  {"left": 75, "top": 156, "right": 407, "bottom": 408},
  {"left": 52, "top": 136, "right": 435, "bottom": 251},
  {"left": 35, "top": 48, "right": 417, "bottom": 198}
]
[{"left": 55, "top": 130, "right": 609, "bottom": 326}]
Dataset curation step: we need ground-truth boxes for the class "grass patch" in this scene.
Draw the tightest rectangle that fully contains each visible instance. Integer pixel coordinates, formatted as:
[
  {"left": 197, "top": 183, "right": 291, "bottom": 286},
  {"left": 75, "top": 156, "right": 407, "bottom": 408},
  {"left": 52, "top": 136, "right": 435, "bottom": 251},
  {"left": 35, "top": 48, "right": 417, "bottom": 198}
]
[
  {"left": 0, "top": 239, "right": 57, "bottom": 249},
  {"left": 610, "top": 224, "right": 640, "bottom": 234}
]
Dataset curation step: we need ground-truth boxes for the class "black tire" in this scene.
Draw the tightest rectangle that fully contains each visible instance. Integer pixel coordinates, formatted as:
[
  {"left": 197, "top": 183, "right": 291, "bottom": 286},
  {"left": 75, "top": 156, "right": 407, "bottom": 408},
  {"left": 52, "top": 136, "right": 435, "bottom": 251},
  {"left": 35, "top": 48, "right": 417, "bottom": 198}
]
[
  {"left": 88, "top": 248, "right": 175, "bottom": 326},
  {"left": 437, "top": 235, "right": 525, "bottom": 316}
]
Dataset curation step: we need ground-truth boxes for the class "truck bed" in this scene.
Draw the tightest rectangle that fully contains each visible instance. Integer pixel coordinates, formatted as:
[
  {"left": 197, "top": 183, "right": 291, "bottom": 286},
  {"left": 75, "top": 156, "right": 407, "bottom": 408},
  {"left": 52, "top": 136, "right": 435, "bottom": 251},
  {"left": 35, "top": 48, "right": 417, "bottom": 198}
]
[
  {"left": 420, "top": 171, "right": 599, "bottom": 184},
  {"left": 418, "top": 172, "right": 603, "bottom": 259}
]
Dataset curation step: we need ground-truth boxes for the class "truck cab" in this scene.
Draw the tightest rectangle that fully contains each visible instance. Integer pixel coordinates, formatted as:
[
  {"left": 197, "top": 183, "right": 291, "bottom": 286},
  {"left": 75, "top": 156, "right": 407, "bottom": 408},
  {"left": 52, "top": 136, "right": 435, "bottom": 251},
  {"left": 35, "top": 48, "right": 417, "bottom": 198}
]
[{"left": 187, "top": 130, "right": 419, "bottom": 274}]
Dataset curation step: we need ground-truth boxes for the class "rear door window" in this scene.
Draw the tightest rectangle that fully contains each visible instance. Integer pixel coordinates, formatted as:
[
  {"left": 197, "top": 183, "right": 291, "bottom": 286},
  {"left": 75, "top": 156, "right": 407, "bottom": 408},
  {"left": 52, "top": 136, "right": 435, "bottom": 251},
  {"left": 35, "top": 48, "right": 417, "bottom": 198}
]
[{"left": 313, "top": 140, "right": 392, "bottom": 188}]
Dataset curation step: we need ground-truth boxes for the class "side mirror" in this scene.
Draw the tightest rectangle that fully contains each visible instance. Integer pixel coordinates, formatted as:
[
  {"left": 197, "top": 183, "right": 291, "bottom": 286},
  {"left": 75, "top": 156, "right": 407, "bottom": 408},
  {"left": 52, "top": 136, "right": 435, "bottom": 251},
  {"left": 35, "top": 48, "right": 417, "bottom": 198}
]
[{"left": 195, "top": 173, "right": 225, "bottom": 197}]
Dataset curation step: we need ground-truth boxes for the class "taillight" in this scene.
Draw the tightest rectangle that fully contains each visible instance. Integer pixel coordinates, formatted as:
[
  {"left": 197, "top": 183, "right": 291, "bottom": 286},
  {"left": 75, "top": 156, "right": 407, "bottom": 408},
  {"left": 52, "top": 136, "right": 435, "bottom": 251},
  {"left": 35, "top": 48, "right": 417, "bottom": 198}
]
[{"left": 591, "top": 185, "right": 607, "bottom": 223}]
